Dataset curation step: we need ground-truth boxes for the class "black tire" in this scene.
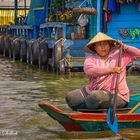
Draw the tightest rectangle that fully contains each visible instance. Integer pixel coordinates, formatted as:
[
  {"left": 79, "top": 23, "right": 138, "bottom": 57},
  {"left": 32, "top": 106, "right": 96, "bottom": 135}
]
[
  {"left": 57, "top": 60, "right": 65, "bottom": 73},
  {"left": 127, "top": 65, "right": 140, "bottom": 75},
  {"left": 53, "top": 41, "right": 64, "bottom": 72}
]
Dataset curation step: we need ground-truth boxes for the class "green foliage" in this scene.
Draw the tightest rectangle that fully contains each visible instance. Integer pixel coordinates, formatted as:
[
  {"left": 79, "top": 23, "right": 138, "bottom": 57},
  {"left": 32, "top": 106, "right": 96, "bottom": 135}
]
[
  {"left": 48, "top": 0, "right": 76, "bottom": 23},
  {"left": 129, "top": 28, "right": 140, "bottom": 39},
  {"left": 51, "top": 0, "right": 65, "bottom": 12}
]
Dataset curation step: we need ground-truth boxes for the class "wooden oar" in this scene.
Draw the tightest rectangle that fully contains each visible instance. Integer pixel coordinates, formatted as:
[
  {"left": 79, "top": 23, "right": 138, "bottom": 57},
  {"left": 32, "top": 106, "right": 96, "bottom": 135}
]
[{"left": 107, "top": 45, "right": 123, "bottom": 134}]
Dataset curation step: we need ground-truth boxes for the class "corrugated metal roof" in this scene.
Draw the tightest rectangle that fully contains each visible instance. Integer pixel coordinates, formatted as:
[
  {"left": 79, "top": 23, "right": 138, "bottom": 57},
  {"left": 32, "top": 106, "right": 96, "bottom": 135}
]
[{"left": 0, "top": 0, "right": 30, "bottom": 7}]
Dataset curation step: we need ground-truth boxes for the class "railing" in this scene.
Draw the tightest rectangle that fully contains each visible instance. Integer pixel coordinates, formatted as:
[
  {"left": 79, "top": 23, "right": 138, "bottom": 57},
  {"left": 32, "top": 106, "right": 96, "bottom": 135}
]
[{"left": 0, "top": 25, "right": 37, "bottom": 39}]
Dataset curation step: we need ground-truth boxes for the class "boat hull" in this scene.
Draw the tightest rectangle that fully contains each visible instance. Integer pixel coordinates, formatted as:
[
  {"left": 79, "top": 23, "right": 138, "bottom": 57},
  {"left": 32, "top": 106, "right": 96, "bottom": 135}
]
[{"left": 39, "top": 94, "right": 140, "bottom": 132}]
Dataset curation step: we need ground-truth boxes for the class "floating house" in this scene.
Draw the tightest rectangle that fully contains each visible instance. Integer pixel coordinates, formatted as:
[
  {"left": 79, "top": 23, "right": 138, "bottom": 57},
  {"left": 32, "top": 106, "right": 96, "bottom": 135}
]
[{"left": 0, "top": 0, "right": 140, "bottom": 74}]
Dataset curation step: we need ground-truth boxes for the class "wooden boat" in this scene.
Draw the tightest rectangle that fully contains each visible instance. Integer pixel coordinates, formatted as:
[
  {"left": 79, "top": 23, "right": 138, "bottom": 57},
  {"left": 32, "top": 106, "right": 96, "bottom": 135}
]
[{"left": 38, "top": 94, "right": 140, "bottom": 132}]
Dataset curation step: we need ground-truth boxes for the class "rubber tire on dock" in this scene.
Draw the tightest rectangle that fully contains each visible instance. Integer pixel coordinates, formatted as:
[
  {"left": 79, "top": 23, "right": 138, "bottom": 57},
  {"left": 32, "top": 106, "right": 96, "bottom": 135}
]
[
  {"left": 53, "top": 42, "right": 64, "bottom": 72},
  {"left": 127, "top": 65, "right": 140, "bottom": 75}
]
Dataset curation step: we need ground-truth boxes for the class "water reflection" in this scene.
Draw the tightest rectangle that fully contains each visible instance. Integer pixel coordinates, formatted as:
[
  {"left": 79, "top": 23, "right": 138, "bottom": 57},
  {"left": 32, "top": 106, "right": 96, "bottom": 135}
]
[{"left": 0, "top": 57, "right": 139, "bottom": 139}]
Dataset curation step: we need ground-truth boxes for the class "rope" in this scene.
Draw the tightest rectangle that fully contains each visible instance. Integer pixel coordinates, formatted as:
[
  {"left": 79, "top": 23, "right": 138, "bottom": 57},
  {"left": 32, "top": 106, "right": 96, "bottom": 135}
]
[
  {"left": 57, "top": 55, "right": 72, "bottom": 68},
  {"left": 79, "top": 0, "right": 86, "bottom": 7},
  {"left": 89, "top": 0, "right": 93, "bottom": 8},
  {"left": 54, "top": 38, "right": 66, "bottom": 46},
  {"left": 79, "top": 0, "right": 93, "bottom": 8},
  {"left": 54, "top": 38, "right": 72, "bottom": 68},
  {"left": 65, "top": 56, "right": 72, "bottom": 68}
]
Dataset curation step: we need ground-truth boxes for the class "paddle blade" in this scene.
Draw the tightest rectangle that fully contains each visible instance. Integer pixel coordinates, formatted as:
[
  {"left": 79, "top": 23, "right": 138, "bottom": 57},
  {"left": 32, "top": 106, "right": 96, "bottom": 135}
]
[{"left": 106, "top": 108, "right": 118, "bottom": 134}]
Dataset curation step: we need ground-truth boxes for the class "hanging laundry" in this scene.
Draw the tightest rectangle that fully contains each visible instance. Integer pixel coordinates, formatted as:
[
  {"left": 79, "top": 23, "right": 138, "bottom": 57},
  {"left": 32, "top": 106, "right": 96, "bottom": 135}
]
[
  {"left": 128, "top": 0, "right": 131, "bottom": 2},
  {"left": 102, "top": 11, "right": 112, "bottom": 32},
  {"left": 103, "top": 0, "right": 108, "bottom": 11},
  {"left": 107, "top": 11, "right": 112, "bottom": 21},
  {"left": 126, "top": 0, "right": 139, "bottom": 3},
  {"left": 108, "top": 0, "right": 117, "bottom": 12},
  {"left": 118, "top": 0, "right": 139, "bottom": 3},
  {"left": 103, "top": 0, "right": 117, "bottom": 12},
  {"left": 139, "top": 0, "right": 140, "bottom": 11},
  {"left": 118, "top": 0, "right": 125, "bottom": 4},
  {"left": 103, "top": 0, "right": 108, "bottom": 32},
  {"left": 102, "top": 11, "right": 107, "bottom": 32},
  {"left": 102, "top": 0, "right": 113, "bottom": 32}
]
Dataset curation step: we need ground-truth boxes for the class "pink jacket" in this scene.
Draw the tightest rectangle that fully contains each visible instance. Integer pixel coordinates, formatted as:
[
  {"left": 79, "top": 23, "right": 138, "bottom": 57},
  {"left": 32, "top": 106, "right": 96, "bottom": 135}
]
[{"left": 84, "top": 45, "right": 140, "bottom": 102}]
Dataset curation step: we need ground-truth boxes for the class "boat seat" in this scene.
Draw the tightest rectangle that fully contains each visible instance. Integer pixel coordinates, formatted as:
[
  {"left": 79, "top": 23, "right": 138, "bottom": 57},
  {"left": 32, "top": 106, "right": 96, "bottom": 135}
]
[{"left": 77, "top": 107, "right": 131, "bottom": 113}]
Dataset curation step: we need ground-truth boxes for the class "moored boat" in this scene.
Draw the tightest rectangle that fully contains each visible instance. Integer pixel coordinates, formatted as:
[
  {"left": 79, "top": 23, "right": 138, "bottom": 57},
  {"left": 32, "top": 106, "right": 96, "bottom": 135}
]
[{"left": 38, "top": 94, "right": 140, "bottom": 132}]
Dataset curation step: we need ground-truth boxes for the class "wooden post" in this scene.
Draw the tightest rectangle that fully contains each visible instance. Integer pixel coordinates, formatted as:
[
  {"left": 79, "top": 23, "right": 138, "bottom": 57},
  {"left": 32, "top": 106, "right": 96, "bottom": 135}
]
[
  {"left": 89, "top": 0, "right": 95, "bottom": 38},
  {"left": 24, "top": 0, "right": 27, "bottom": 16},
  {"left": 65, "top": 49, "right": 71, "bottom": 74},
  {"left": 45, "top": 0, "right": 49, "bottom": 18},
  {"left": 62, "top": 23, "right": 66, "bottom": 39},
  {"left": 96, "top": 0, "right": 102, "bottom": 33},
  {"left": 33, "top": 26, "right": 37, "bottom": 39},
  {"left": 14, "top": 0, "right": 18, "bottom": 25}
]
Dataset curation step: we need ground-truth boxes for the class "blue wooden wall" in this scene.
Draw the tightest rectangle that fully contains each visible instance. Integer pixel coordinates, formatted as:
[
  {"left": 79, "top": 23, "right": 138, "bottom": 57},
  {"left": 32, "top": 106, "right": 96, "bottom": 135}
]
[
  {"left": 91, "top": 2, "right": 140, "bottom": 49},
  {"left": 106, "top": 3, "right": 140, "bottom": 49},
  {"left": 89, "top": 0, "right": 103, "bottom": 38}
]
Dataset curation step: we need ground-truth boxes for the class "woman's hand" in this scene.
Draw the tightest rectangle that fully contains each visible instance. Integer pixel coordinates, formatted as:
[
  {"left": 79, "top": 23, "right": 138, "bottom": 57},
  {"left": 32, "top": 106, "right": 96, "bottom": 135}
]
[
  {"left": 114, "top": 40, "right": 124, "bottom": 49},
  {"left": 110, "top": 67, "right": 121, "bottom": 74}
]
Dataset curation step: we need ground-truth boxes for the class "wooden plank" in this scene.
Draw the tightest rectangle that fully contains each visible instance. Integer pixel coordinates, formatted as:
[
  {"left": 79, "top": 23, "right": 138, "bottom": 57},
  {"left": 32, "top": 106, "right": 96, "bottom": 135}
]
[
  {"left": 69, "top": 62, "right": 84, "bottom": 67},
  {"left": 9, "top": 25, "right": 33, "bottom": 30},
  {"left": 77, "top": 108, "right": 131, "bottom": 113},
  {"left": 108, "top": 21, "right": 140, "bottom": 28},
  {"left": 70, "top": 57, "right": 85, "bottom": 62},
  {"left": 128, "top": 103, "right": 140, "bottom": 114},
  {"left": 120, "top": 3, "right": 140, "bottom": 14},
  {"left": 112, "top": 14, "right": 140, "bottom": 21},
  {"left": 40, "top": 22, "right": 72, "bottom": 28}
]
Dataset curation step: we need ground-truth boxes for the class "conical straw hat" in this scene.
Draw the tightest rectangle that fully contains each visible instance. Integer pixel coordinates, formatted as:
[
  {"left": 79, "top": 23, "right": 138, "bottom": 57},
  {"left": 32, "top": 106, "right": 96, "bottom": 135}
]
[{"left": 84, "top": 32, "right": 116, "bottom": 53}]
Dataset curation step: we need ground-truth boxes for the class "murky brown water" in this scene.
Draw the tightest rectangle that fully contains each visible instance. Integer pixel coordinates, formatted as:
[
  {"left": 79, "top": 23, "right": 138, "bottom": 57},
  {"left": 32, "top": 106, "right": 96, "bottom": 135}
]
[{"left": 0, "top": 57, "right": 140, "bottom": 140}]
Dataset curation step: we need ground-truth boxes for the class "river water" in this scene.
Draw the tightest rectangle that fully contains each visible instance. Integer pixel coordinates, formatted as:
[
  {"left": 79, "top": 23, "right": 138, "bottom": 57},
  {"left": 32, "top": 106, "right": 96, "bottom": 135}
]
[{"left": 0, "top": 57, "right": 140, "bottom": 140}]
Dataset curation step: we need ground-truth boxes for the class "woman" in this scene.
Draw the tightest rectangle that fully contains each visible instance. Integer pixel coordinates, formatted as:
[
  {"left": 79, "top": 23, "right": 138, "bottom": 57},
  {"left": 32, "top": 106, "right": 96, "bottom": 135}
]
[{"left": 65, "top": 32, "right": 140, "bottom": 111}]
